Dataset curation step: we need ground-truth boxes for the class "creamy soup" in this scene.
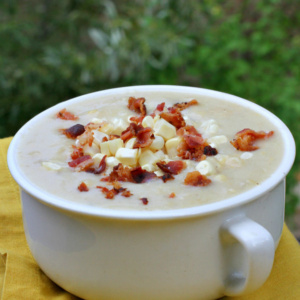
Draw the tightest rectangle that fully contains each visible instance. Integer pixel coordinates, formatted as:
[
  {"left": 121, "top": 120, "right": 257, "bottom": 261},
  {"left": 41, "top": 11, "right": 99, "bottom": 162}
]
[{"left": 16, "top": 91, "right": 283, "bottom": 210}]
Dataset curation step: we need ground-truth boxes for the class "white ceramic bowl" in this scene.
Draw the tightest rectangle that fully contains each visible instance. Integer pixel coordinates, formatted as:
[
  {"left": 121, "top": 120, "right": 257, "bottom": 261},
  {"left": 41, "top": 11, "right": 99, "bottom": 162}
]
[{"left": 7, "top": 86, "right": 295, "bottom": 300}]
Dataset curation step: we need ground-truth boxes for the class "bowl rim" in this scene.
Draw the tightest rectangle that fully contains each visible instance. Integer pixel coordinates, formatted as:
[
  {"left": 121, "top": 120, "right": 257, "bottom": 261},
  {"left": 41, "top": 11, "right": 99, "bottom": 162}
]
[{"left": 7, "top": 85, "right": 296, "bottom": 220}]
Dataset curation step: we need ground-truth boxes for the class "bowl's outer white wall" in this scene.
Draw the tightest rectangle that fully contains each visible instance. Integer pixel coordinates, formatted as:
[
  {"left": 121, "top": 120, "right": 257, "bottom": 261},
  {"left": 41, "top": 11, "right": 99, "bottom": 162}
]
[{"left": 21, "top": 180, "right": 285, "bottom": 300}]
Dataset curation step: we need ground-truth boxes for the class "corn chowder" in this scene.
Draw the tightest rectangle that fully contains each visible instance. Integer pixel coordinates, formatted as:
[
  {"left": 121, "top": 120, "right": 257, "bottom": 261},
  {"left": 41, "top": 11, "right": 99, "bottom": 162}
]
[{"left": 16, "top": 91, "right": 283, "bottom": 210}]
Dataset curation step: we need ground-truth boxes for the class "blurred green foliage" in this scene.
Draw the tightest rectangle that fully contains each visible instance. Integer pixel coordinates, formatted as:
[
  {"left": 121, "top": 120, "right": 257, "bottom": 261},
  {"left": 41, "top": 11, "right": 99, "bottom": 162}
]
[{"left": 1, "top": 0, "right": 299, "bottom": 214}]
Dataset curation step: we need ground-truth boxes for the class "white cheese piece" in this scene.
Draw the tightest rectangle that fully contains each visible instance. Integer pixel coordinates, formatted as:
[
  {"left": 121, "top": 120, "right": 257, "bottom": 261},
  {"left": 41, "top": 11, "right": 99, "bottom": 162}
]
[
  {"left": 83, "top": 142, "right": 100, "bottom": 156},
  {"left": 141, "top": 163, "right": 157, "bottom": 172},
  {"left": 92, "top": 130, "right": 109, "bottom": 146},
  {"left": 153, "top": 150, "right": 166, "bottom": 162},
  {"left": 226, "top": 157, "right": 242, "bottom": 168},
  {"left": 154, "top": 170, "right": 164, "bottom": 177},
  {"left": 111, "top": 118, "right": 128, "bottom": 135},
  {"left": 149, "top": 135, "right": 164, "bottom": 151},
  {"left": 106, "top": 157, "right": 120, "bottom": 168},
  {"left": 42, "top": 162, "right": 62, "bottom": 171},
  {"left": 99, "top": 141, "right": 111, "bottom": 156},
  {"left": 92, "top": 153, "right": 106, "bottom": 165},
  {"left": 165, "top": 137, "right": 182, "bottom": 159},
  {"left": 142, "top": 116, "right": 155, "bottom": 128},
  {"left": 196, "top": 158, "right": 219, "bottom": 175},
  {"left": 125, "top": 137, "right": 137, "bottom": 149},
  {"left": 154, "top": 118, "right": 176, "bottom": 140},
  {"left": 139, "top": 149, "right": 159, "bottom": 167},
  {"left": 115, "top": 148, "right": 138, "bottom": 166},
  {"left": 99, "top": 122, "right": 114, "bottom": 134},
  {"left": 107, "top": 138, "right": 124, "bottom": 155},
  {"left": 201, "top": 119, "right": 219, "bottom": 136},
  {"left": 240, "top": 152, "right": 253, "bottom": 160},
  {"left": 207, "top": 135, "right": 228, "bottom": 147}
]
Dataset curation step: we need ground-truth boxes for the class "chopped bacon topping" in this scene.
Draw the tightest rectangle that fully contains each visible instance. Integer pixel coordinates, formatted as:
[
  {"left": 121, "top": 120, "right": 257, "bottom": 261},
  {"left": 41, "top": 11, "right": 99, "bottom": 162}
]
[
  {"left": 68, "top": 155, "right": 92, "bottom": 168},
  {"left": 86, "top": 155, "right": 106, "bottom": 174},
  {"left": 121, "top": 123, "right": 153, "bottom": 148},
  {"left": 140, "top": 197, "right": 149, "bottom": 205},
  {"left": 78, "top": 182, "right": 89, "bottom": 192},
  {"left": 109, "top": 134, "right": 121, "bottom": 140},
  {"left": 129, "top": 115, "right": 145, "bottom": 124},
  {"left": 128, "top": 97, "right": 147, "bottom": 116},
  {"left": 56, "top": 108, "right": 78, "bottom": 120},
  {"left": 173, "top": 99, "right": 198, "bottom": 111},
  {"left": 160, "top": 107, "right": 186, "bottom": 129},
  {"left": 184, "top": 171, "right": 212, "bottom": 186},
  {"left": 230, "top": 128, "right": 274, "bottom": 151},
  {"left": 97, "top": 184, "right": 132, "bottom": 199},
  {"left": 61, "top": 124, "right": 85, "bottom": 139},
  {"left": 156, "top": 160, "right": 186, "bottom": 175},
  {"left": 155, "top": 102, "right": 165, "bottom": 112},
  {"left": 169, "top": 192, "right": 176, "bottom": 198},
  {"left": 70, "top": 145, "right": 84, "bottom": 160},
  {"left": 130, "top": 167, "right": 157, "bottom": 183},
  {"left": 176, "top": 126, "right": 215, "bottom": 161},
  {"left": 101, "top": 163, "right": 133, "bottom": 182},
  {"left": 160, "top": 173, "right": 175, "bottom": 182}
]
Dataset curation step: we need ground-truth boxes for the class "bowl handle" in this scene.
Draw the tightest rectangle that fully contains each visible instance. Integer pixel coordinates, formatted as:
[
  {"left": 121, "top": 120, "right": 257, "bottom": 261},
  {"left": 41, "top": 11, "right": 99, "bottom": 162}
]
[{"left": 220, "top": 215, "right": 275, "bottom": 296}]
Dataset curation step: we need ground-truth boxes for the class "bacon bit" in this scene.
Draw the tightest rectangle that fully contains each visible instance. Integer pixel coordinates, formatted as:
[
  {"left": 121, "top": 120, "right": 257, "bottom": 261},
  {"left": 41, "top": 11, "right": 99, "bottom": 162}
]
[
  {"left": 156, "top": 160, "right": 186, "bottom": 175},
  {"left": 169, "top": 192, "right": 176, "bottom": 198},
  {"left": 140, "top": 197, "right": 149, "bottom": 205},
  {"left": 97, "top": 184, "right": 132, "bottom": 199},
  {"left": 133, "top": 127, "right": 153, "bottom": 148},
  {"left": 128, "top": 97, "right": 147, "bottom": 116},
  {"left": 75, "top": 158, "right": 94, "bottom": 172},
  {"left": 78, "top": 182, "right": 89, "bottom": 192},
  {"left": 68, "top": 155, "right": 92, "bottom": 168},
  {"left": 129, "top": 115, "right": 145, "bottom": 124},
  {"left": 230, "top": 129, "right": 274, "bottom": 151},
  {"left": 121, "top": 190, "right": 133, "bottom": 197},
  {"left": 70, "top": 145, "right": 84, "bottom": 160},
  {"left": 56, "top": 108, "right": 78, "bottom": 120},
  {"left": 160, "top": 173, "right": 175, "bottom": 182},
  {"left": 156, "top": 102, "right": 165, "bottom": 112},
  {"left": 184, "top": 171, "right": 212, "bottom": 186},
  {"left": 61, "top": 124, "right": 85, "bottom": 139},
  {"left": 130, "top": 167, "right": 157, "bottom": 183},
  {"left": 173, "top": 99, "right": 198, "bottom": 111},
  {"left": 176, "top": 126, "right": 211, "bottom": 161},
  {"left": 102, "top": 136, "right": 109, "bottom": 142},
  {"left": 203, "top": 145, "right": 218, "bottom": 156},
  {"left": 97, "top": 186, "right": 118, "bottom": 199},
  {"left": 121, "top": 123, "right": 142, "bottom": 142},
  {"left": 101, "top": 163, "right": 133, "bottom": 182},
  {"left": 160, "top": 108, "right": 186, "bottom": 129},
  {"left": 86, "top": 155, "right": 107, "bottom": 174}
]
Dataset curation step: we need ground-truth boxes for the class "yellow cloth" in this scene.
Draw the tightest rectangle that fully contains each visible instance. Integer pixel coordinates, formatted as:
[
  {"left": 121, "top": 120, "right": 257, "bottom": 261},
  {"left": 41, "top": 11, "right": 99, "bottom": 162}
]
[{"left": 1, "top": 136, "right": 300, "bottom": 300}]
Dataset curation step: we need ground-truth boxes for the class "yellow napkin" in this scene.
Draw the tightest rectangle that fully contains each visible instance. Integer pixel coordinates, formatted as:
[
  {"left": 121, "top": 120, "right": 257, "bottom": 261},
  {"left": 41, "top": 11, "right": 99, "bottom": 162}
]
[{"left": 1, "top": 136, "right": 300, "bottom": 300}]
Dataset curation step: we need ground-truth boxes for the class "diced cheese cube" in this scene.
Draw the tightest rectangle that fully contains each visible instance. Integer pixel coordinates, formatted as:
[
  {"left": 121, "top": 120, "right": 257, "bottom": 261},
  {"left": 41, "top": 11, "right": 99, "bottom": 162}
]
[
  {"left": 154, "top": 118, "right": 176, "bottom": 140},
  {"left": 92, "top": 153, "right": 106, "bottom": 165},
  {"left": 42, "top": 162, "right": 62, "bottom": 171},
  {"left": 100, "top": 141, "right": 111, "bottom": 156},
  {"left": 115, "top": 148, "right": 138, "bottom": 166},
  {"left": 207, "top": 135, "right": 228, "bottom": 147},
  {"left": 83, "top": 142, "right": 100, "bottom": 156},
  {"left": 165, "top": 137, "right": 182, "bottom": 159},
  {"left": 92, "top": 130, "right": 109, "bottom": 146},
  {"left": 201, "top": 119, "right": 219, "bottom": 136},
  {"left": 142, "top": 116, "right": 155, "bottom": 128},
  {"left": 153, "top": 115, "right": 160, "bottom": 124},
  {"left": 141, "top": 164, "right": 157, "bottom": 172},
  {"left": 196, "top": 158, "right": 219, "bottom": 175},
  {"left": 91, "top": 118, "right": 103, "bottom": 124},
  {"left": 99, "top": 122, "right": 114, "bottom": 134},
  {"left": 153, "top": 150, "right": 165, "bottom": 161},
  {"left": 149, "top": 135, "right": 164, "bottom": 151},
  {"left": 111, "top": 118, "right": 128, "bottom": 135},
  {"left": 125, "top": 137, "right": 137, "bottom": 149},
  {"left": 107, "top": 138, "right": 124, "bottom": 155},
  {"left": 106, "top": 157, "right": 120, "bottom": 168},
  {"left": 240, "top": 152, "right": 253, "bottom": 160},
  {"left": 139, "top": 149, "right": 158, "bottom": 167},
  {"left": 226, "top": 157, "right": 242, "bottom": 168}
]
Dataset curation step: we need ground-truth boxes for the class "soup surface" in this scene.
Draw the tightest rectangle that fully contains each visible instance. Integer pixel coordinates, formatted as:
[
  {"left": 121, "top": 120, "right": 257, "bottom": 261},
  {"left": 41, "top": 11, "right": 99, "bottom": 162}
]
[{"left": 16, "top": 91, "right": 283, "bottom": 210}]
